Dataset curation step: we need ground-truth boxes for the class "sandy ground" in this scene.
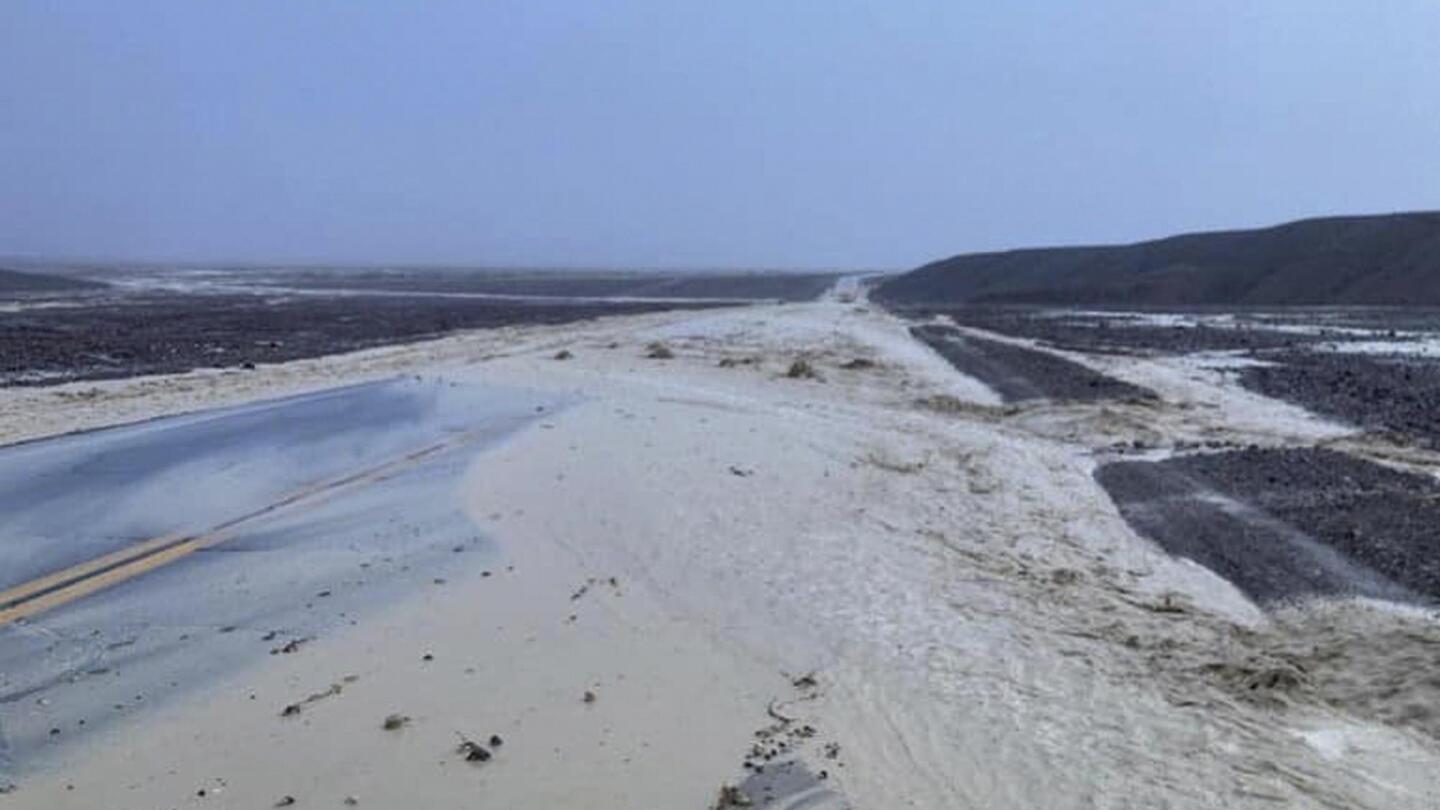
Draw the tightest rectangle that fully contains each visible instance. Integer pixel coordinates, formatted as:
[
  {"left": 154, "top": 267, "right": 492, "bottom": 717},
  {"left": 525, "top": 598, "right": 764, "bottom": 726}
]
[{"left": 5, "top": 292, "right": 1440, "bottom": 808}]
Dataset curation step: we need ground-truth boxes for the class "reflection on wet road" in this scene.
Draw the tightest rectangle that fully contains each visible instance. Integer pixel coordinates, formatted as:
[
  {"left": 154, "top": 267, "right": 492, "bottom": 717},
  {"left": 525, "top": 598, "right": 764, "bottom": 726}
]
[{"left": 0, "top": 377, "right": 559, "bottom": 772}]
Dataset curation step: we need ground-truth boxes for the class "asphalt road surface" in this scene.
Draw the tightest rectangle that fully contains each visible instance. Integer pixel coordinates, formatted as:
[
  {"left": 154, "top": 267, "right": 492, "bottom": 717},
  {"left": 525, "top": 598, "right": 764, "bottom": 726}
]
[{"left": 0, "top": 377, "right": 560, "bottom": 774}]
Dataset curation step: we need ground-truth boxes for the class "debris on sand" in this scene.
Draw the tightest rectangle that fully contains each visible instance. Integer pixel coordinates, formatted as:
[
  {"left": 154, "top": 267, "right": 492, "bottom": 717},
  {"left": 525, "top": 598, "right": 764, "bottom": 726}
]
[
  {"left": 274, "top": 796, "right": 296, "bottom": 807},
  {"left": 456, "top": 734, "right": 492, "bottom": 763},
  {"left": 270, "top": 637, "right": 310, "bottom": 655},
  {"left": 583, "top": 689, "right": 597, "bottom": 704},
  {"left": 783, "top": 359, "right": 820, "bottom": 380},
  {"left": 913, "top": 394, "right": 969, "bottom": 413},
  {"left": 716, "top": 783, "right": 758, "bottom": 808},
  {"left": 645, "top": 342, "right": 675, "bottom": 359},
  {"left": 553, "top": 349, "right": 573, "bottom": 360},
  {"left": 862, "top": 451, "right": 925, "bottom": 474},
  {"left": 790, "top": 672, "right": 818, "bottom": 690},
  {"left": 1199, "top": 661, "right": 1308, "bottom": 700},
  {"left": 488, "top": 734, "right": 504, "bottom": 747},
  {"left": 839, "top": 357, "right": 875, "bottom": 370},
  {"left": 718, "top": 356, "right": 761, "bottom": 368},
  {"left": 728, "top": 466, "right": 753, "bottom": 477},
  {"left": 382, "top": 713, "right": 411, "bottom": 731},
  {"left": 280, "top": 682, "right": 345, "bottom": 718},
  {"left": 344, "top": 796, "right": 359, "bottom": 806}
]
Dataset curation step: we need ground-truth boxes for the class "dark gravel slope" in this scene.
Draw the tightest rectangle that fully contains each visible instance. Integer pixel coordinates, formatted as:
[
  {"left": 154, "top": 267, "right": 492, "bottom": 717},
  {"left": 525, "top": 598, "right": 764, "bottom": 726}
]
[
  {"left": 1239, "top": 353, "right": 1440, "bottom": 449},
  {"left": 910, "top": 324, "right": 1154, "bottom": 402},
  {"left": 1098, "top": 447, "right": 1440, "bottom": 605}
]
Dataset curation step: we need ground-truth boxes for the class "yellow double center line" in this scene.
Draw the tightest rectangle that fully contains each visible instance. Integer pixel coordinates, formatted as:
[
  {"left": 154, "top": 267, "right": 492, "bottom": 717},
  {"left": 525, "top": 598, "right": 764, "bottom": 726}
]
[{"left": 0, "top": 428, "right": 487, "bottom": 627}]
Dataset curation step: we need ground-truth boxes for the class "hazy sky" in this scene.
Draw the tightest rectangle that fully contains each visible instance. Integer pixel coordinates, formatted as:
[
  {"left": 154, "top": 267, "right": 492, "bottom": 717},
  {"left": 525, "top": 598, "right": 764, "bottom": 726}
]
[{"left": 4, "top": 2, "right": 1439, "bottom": 269}]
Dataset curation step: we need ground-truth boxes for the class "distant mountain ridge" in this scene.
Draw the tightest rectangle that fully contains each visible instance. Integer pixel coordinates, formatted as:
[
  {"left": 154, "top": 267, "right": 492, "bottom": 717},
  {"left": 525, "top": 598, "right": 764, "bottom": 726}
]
[
  {"left": 0, "top": 267, "right": 104, "bottom": 295},
  {"left": 874, "top": 212, "right": 1440, "bottom": 306}
]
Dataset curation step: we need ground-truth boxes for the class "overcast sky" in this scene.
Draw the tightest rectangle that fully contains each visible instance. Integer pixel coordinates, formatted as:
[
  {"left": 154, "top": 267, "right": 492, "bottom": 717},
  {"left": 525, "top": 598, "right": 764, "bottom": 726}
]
[{"left": 3, "top": 2, "right": 1439, "bottom": 269}]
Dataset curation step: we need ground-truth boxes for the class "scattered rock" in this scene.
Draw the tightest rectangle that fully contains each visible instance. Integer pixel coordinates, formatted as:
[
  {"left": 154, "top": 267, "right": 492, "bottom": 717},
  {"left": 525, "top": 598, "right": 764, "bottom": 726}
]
[
  {"left": 728, "top": 466, "right": 753, "bottom": 477},
  {"left": 553, "top": 349, "right": 573, "bottom": 360},
  {"left": 274, "top": 796, "right": 296, "bottom": 807},
  {"left": 583, "top": 690, "right": 597, "bottom": 704},
  {"left": 382, "top": 714, "right": 411, "bottom": 731},
  {"left": 839, "top": 358, "right": 875, "bottom": 370},
  {"left": 714, "top": 784, "right": 753, "bottom": 808},
  {"left": 645, "top": 342, "right": 675, "bottom": 359},
  {"left": 489, "top": 734, "right": 504, "bottom": 747},
  {"left": 271, "top": 637, "right": 309, "bottom": 655},
  {"left": 344, "top": 796, "right": 359, "bottom": 806},
  {"left": 422, "top": 652, "right": 434, "bottom": 662},
  {"left": 456, "top": 737, "right": 492, "bottom": 763},
  {"left": 791, "top": 672, "right": 818, "bottom": 690},
  {"left": 281, "top": 703, "right": 302, "bottom": 717}
]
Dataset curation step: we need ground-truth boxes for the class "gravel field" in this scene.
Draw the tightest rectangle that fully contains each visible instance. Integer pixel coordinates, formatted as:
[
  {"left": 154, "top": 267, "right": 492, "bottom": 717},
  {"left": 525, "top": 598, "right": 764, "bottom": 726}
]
[
  {"left": 909, "top": 323, "right": 1155, "bottom": 402},
  {"left": 1239, "top": 352, "right": 1440, "bottom": 449},
  {"left": 913, "top": 306, "right": 1352, "bottom": 354},
  {"left": 0, "top": 294, "right": 725, "bottom": 386},
  {"left": 1098, "top": 447, "right": 1440, "bottom": 604}
]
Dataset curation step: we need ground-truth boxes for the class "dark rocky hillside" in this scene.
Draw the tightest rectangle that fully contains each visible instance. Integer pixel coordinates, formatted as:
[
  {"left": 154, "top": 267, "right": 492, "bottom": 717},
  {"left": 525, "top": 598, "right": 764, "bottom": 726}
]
[{"left": 874, "top": 212, "right": 1440, "bottom": 306}]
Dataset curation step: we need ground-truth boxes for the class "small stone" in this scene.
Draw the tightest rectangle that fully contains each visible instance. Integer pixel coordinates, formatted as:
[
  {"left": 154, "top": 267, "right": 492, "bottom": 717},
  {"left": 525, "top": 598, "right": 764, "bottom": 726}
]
[
  {"left": 583, "top": 690, "right": 596, "bottom": 704},
  {"left": 457, "top": 740, "right": 491, "bottom": 762}
]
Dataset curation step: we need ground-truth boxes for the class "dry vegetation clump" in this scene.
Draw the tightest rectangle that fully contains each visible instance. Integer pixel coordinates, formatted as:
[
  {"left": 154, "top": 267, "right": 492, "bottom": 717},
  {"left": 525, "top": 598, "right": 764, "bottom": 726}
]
[{"left": 784, "top": 358, "right": 820, "bottom": 380}]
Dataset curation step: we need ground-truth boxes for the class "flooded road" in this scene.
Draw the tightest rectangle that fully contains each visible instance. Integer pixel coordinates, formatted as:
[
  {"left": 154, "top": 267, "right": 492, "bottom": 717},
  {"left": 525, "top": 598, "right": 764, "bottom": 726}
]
[{"left": 0, "top": 377, "right": 560, "bottom": 773}]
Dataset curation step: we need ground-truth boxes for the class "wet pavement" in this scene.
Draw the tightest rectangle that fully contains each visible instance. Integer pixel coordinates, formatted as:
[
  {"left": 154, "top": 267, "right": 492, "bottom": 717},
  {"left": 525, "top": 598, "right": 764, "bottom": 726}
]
[{"left": 0, "top": 377, "right": 561, "bottom": 773}]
